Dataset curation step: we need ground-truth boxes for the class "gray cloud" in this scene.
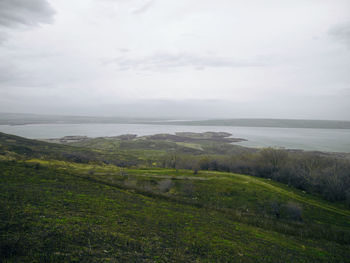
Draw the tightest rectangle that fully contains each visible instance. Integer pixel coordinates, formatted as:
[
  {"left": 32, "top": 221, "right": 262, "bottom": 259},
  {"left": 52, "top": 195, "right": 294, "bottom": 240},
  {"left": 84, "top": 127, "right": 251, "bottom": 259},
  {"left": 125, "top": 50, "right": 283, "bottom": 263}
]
[
  {"left": 1, "top": 0, "right": 349, "bottom": 120},
  {"left": 0, "top": 50, "right": 62, "bottom": 88},
  {"left": 329, "top": 21, "right": 350, "bottom": 47},
  {"left": 0, "top": 58, "right": 29, "bottom": 86},
  {"left": 0, "top": 0, "right": 54, "bottom": 27},
  {"left": 105, "top": 53, "right": 266, "bottom": 71},
  {"left": 0, "top": 33, "right": 7, "bottom": 44},
  {"left": 339, "top": 88, "right": 350, "bottom": 96},
  {"left": 0, "top": 0, "right": 55, "bottom": 45}
]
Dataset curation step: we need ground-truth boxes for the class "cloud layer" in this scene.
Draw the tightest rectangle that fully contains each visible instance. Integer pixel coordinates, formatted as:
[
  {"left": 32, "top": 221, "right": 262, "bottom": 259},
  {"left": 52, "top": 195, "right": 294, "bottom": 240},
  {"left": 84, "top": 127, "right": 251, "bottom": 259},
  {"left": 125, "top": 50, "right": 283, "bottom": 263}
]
[
  {"left": 105, "top": 53, "right": 266, "bottom": 71},
  {"left": 0, "top": 0, "right": 54, "bottom": 45},
  {"left": 0, "top": 0, "right": 350, "bottom": 120},
  {"left": 329, "top": 21, "right": 350, "bottom": 47},
  {"left": 0, "top": 0, "right": 54, "bottom": 27}
]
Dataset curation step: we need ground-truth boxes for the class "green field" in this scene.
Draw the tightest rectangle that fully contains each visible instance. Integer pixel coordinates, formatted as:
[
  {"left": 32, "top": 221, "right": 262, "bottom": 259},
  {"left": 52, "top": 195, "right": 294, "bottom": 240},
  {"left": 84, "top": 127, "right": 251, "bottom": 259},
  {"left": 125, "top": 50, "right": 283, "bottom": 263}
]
[{"left": 1, "top": 132, "right": 350, "bottom": 262}]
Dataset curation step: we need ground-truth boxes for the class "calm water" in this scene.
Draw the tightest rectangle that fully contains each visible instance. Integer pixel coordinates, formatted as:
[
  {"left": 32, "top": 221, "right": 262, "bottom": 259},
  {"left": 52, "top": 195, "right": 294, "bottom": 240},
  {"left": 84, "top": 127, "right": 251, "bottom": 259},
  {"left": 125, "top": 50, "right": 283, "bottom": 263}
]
[{"left": 1, "top": 123, "right": 350, "bottom": 153}]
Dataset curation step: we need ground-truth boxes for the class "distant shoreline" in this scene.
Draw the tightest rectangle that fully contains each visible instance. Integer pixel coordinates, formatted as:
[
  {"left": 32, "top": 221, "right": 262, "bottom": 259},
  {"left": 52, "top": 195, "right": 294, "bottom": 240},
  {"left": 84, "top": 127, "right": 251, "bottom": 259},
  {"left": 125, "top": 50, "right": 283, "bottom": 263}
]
[
  {"left": 1, "top": 118, "right": 350, "bottom": 129},
  {"left": 0, "top": 123, "right": 349, "bottom": 153}
]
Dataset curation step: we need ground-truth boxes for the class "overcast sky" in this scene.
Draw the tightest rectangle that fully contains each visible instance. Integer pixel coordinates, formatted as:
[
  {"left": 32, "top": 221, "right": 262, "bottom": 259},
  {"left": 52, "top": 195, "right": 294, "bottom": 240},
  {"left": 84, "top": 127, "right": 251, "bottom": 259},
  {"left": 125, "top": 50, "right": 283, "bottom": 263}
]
[{"left": 0, "top": 0, "right": 350, "bottom": 119}]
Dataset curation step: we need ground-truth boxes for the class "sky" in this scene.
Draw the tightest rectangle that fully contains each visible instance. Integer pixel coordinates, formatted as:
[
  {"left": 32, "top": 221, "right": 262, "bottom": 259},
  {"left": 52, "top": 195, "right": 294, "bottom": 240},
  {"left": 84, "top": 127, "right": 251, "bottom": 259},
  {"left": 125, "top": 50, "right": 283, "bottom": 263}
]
[{"left": 0, "top": 0, "right": 350, "bottom": 120}]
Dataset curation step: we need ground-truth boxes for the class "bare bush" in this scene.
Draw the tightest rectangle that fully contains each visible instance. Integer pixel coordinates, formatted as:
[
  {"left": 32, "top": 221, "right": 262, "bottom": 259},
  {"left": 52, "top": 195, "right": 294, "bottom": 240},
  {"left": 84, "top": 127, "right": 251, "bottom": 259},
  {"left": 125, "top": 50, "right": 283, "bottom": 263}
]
[
  {"left": 285, "top": 202, "right": 303, "bottom": 221},
  {"left": 158, "top": 179, "right": 173, "bottom": 193}
]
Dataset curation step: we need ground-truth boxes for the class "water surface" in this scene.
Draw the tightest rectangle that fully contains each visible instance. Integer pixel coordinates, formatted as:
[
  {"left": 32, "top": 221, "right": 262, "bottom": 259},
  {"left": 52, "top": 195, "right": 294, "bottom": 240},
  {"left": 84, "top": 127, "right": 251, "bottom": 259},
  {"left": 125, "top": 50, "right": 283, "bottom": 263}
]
[{"left": 0, "top": 123, "right": 349, "bottom": 153}]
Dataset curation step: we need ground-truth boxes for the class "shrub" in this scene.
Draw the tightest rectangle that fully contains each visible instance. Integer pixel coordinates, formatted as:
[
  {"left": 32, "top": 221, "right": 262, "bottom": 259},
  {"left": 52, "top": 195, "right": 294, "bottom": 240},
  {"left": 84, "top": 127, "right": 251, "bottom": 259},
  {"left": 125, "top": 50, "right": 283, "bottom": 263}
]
[{"left": 284, "top": 202, "right": 303, "bottom": 221}]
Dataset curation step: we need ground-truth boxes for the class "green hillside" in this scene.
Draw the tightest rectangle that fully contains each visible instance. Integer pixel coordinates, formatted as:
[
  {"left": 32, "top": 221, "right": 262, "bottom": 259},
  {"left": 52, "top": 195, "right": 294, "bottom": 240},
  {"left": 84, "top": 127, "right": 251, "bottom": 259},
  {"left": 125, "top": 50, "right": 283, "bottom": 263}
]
[{"left": 1, "top": 132, "right": 350, "bottom": 262}]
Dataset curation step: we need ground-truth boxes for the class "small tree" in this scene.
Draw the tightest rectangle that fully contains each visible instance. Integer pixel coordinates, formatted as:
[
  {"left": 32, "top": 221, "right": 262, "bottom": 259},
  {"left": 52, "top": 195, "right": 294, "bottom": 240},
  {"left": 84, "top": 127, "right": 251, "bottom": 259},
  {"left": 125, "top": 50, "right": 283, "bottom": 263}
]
[
  {"left": 158, "top": 179, "right": 173, "bottom": 193},
  {"left": 270, "top": 200, "right": 281, "bottom": 218},
  {"left": 285, "top": 202, "right": 303, "bottom": 221},
  {"left": 260, "top": 148, "right": 288, "bottom": 172}
]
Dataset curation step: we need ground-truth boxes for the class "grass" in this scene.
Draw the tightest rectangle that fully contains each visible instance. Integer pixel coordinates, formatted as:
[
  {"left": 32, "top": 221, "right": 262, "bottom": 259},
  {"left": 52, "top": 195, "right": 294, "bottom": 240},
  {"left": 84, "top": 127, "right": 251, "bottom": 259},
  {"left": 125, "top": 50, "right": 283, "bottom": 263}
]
[
  {"left": 24, "top": 158, "right": 350, "bottom": 225},
  {"left": 1, "top": 160, "right": 350, "bottom": 262},
  {"left": 1, "top": 131, "right": 350, "bottom": 262}
]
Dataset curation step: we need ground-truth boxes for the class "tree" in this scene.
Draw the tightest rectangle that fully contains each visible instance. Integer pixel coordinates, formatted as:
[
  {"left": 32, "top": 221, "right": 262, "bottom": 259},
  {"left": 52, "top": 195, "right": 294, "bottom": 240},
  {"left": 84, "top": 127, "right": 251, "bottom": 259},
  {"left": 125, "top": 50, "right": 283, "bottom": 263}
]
[{"left": 259, "top": 148, "right": 288, "bottom": 173}]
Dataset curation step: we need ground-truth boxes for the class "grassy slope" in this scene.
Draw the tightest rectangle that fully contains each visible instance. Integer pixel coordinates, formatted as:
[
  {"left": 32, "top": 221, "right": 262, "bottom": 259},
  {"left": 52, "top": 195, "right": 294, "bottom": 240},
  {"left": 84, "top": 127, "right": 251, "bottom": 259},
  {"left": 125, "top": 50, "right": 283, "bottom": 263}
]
[
  {"left": 1, "top": 159, "right": 350, "bottom": 262},
  {"left": 0, "top": 132, "right": 150, "bottom": 166},
  {"left": 27, "top": 160, "right": 350, "bottom": 233},
  {"left": 1, "top": 132, "right": 350, "bottom": 262}
]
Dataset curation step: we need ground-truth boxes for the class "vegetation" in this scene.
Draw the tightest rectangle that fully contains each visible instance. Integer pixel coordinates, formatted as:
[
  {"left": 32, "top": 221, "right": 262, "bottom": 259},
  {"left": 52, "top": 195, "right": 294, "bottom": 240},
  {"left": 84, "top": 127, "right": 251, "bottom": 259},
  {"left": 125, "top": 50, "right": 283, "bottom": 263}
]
[
  {"left": 58, "top": 132, "right": 350, "bottom": 205},
  {"left": 160, "top": 149, "right": 350, "bottom": 205},
  {"left": 1, "top": 131, "right": 350, "bottom": 262}
]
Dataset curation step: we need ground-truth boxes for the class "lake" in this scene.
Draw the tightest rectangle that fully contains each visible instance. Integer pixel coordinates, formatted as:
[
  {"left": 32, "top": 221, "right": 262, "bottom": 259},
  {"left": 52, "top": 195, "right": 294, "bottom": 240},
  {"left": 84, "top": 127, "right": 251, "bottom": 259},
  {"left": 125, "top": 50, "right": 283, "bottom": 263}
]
[{"left": 0, "top": 123, "right": 350, "bottom": 153}]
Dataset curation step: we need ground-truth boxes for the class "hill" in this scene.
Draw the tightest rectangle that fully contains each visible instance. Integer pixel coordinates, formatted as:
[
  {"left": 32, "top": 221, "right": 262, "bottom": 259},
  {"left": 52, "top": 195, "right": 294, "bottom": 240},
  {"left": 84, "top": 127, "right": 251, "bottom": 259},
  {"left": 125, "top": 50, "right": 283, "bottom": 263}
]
[
  {"left": 1, "top": 132, "right": 350, "bottom": 262},
  {"left": 1, "top": 113, "right": 350, "bottom": 129},
  {"left": 152, "top": 118, "right": 350, "bottom": 129}
]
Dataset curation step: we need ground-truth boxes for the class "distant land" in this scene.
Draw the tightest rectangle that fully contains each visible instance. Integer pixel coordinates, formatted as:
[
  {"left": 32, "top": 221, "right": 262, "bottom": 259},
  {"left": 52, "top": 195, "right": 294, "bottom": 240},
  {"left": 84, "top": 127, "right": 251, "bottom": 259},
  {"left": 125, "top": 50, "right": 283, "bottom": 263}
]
[
  {"left": 1, "top": 113, "right": 350, "bottom": 129},
  {"left": 0, "top": 113, "right": 164, "bottom": 126},
  {"left": 153, "top": 118, "right": 350, "bottom": 129}
]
